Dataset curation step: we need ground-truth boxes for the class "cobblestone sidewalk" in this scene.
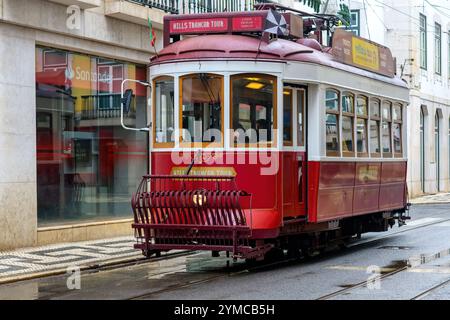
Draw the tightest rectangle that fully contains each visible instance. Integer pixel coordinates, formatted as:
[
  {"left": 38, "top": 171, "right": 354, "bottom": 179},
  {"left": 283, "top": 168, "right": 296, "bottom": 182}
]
[
  {"left": 0, "top": 236, "right": 141, "bottom": 283},
  {"left": 410, "top": 193, "right": 450, "bottom": 204}
]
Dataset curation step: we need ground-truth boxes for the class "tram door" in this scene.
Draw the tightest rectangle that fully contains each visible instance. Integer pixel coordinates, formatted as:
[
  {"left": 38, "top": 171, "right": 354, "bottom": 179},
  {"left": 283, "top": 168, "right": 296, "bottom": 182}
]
[{"left": 282, "top": 86, "right": 307, "bottom": 218}]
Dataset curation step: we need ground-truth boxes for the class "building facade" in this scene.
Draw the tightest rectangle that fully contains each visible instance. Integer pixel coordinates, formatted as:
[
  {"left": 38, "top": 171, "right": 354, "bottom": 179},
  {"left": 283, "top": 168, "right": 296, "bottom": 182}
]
[
  {"left": 0, "top": 0, "right": 266, "bottom": 250},
  {"left": 0, "top": 0, "right": 177, "bottom": 250}
]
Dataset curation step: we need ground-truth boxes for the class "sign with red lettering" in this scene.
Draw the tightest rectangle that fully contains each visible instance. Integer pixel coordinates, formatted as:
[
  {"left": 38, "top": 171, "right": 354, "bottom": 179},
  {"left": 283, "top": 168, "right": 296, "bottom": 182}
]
[
  {"left": 232, "top": 16, "right": 263, "bottom": 32},
  {"left": 169, "top": 18, "right": 228, "bottom": 34}
]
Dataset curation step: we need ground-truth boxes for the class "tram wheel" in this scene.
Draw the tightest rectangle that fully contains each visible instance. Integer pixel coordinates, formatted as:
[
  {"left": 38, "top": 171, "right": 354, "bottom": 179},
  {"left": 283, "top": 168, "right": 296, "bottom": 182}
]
[{"left": 142, "top": 249, "right": 161, "bottom": 258}]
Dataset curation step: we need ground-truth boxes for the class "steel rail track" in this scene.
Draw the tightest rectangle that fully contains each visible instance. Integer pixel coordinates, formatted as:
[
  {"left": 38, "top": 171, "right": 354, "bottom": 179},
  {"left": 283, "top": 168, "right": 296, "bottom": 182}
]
[
  {"left": 411, "top": 278, "right": 450, "bottom": 300},
  {"left": 316, "top": 217, "right": 450, "bottom": 300},
  {"left": 127, "top": 217, "right": 450, "bottom": 300}
]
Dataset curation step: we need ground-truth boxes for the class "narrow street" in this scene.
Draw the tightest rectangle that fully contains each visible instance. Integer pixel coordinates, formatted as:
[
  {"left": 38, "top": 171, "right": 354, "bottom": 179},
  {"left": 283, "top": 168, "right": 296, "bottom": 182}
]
[{"left": 1, "top": 203, "right": 450, "bottom": 300}]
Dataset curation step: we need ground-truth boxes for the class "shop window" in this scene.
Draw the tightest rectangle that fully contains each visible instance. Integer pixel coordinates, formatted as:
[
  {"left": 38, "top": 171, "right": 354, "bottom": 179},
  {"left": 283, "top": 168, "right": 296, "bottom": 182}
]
[
  {"left": 35, "top": 47, "right": 148, "bottom": 225},
  {"left": 180, "top": 73, "right": 223, "bottom": 146},
  {"left": 231, "top": 74, "right": 277, "bottom": 146},
  {"left": 325, "top": 89, "right": 339, "bottom": 156},
  {"left": 154, "top": 76, "right": 175, "bottom": 146}
]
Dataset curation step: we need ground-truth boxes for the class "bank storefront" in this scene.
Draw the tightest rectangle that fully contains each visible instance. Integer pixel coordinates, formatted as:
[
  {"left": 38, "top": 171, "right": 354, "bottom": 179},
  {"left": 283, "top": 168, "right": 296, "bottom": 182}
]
[{"left": 35, "top": 47, "right": 148, "bottom": 227}]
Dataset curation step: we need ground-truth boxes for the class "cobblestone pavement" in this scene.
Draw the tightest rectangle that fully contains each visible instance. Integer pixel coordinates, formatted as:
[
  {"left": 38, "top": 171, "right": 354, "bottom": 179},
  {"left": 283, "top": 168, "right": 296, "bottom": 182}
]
[
  {"left": 0, "top": 237, "right": 140, "bottom": 282},
  {"left": 410, "top": 193, "right": 450, "bottom": 204}
]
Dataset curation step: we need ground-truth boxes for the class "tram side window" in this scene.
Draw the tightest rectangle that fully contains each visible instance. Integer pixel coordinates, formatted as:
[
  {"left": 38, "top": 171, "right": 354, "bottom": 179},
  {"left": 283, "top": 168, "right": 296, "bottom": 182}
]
[
  {"left": 297, "top": 89, "right": 306, "bottom": 147},
  {"left": 325, "top": 89, "right": 340, "bottom": 156},
  {"left": 370, "top": 99, "right": 381, "bottom": 157},
  {"left": 154, "top": 76, "right": 174, "bottom": 145},
  {"left": 356, "top": 96, "right": 368, "bottom": 156},
  {"left": 283, "top": 89, "right": 293, "bottom": 146},
  {"left": 231, "top": 74, "right": 276, "bottom": 146},
  {"left": 393, "top": 103, "right": 403, "bottom": 156},
  {"left": 181, "top": 73, "right": 223, "bottom": 146},
  {"left": 342, "top": 92, "right": 355, "bottom": 156},
  {"left": 382, "top": 101, "right": 393, "bottom": 157}
]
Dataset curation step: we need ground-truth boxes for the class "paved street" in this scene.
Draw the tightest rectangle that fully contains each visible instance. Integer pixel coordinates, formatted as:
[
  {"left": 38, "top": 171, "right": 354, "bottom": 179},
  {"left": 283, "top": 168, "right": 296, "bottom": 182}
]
[{"left": 0, "top": 203, "right": 449, "bottom": 300}]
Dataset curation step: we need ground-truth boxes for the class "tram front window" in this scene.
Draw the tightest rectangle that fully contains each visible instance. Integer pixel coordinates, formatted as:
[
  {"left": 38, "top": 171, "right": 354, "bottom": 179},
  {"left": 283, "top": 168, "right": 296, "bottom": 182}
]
[
  {"left": 154, "top": 76, "right": 174, "bottom": 144},
  {"left": 180, "top": 73, "right": 223, "bottom": 145},
  {"left": 231, "top": 74, "right": 276, "bottom": 146}
]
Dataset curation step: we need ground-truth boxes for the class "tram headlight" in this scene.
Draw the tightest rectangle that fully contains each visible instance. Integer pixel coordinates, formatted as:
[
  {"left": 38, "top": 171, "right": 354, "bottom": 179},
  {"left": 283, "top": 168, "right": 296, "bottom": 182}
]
[{"left": 193, "top": 194, "right": 207, "bottom": 206}]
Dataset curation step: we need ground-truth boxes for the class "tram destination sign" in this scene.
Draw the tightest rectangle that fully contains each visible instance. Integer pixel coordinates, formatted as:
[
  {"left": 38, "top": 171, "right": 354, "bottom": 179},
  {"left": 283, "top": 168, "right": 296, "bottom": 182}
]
[
  {"left": 332, "top": 29, "right": 396, "bottom": 78},
  {"left": 164, "top": 11, "right": 303, "bottom": 46}
]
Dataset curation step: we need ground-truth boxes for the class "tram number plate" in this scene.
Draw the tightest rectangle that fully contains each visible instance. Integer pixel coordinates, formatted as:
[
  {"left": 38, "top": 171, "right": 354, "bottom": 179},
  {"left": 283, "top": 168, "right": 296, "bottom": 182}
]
[{"left": 328, "top": 220, "right": 339, "bottom": 229}]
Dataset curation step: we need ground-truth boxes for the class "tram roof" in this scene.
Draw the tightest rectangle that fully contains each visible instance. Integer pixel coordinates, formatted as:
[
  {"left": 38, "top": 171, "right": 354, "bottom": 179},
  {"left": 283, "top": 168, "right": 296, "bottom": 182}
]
[{"left": 150, "top": 34, "right": 408, "bottom": 89}]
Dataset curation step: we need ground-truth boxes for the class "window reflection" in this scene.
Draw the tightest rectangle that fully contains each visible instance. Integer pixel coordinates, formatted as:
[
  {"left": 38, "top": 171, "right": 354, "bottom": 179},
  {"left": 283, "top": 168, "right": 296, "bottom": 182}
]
[
  {"left": 283, "top": 89, "right": 293, "bottom": 146},
  {"left": 181, "top": 73, "right": 222, "bottom": 145},
  {"left": 154, "top": 77, "right": 174, "bottom": 144},
  {"left": 382, "top": 102, "right": 392, "bottom": 155},
  {"left": 342, "top": 116, "right": 354, "bottom": 152},
  {"left": 35, "top": 47, "right": 148, "bottom": 225},
  {"left": 370, "top": 120, "right": 381, "bottom": 154},
  {"left": 326, "top": 89, "right": 340, "bottom": 156},
  {"left": 231, "top": 74, "right": 276, "bottom": 145},
  {"left": 326, "top": 114, "right": 339, "bottom": 153}
]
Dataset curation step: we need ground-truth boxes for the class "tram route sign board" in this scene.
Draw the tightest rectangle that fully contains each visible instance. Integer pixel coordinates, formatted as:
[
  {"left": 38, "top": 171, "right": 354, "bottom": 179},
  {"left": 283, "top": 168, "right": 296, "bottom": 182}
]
[
  {"left": 164, "top": 11, "right": 303, "bottom": 47},
  {"left": 332, "top": 29, "right": 396, "bottom": 78}
]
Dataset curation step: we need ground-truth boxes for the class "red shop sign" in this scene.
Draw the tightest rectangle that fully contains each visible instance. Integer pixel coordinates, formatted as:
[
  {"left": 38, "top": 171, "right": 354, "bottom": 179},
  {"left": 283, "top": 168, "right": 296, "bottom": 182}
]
[
  {"left": 169, "top": 18, "right": 229, "bottom": 34},
  {"left": 232, "top": 16, "right": 263, "bottom": 32}
]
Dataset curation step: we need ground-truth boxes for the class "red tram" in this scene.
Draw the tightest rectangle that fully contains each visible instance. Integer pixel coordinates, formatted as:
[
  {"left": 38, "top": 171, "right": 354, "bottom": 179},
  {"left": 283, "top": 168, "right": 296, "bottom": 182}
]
[{"left": 130, "top": 7, "right": 410, "bottom": 260}]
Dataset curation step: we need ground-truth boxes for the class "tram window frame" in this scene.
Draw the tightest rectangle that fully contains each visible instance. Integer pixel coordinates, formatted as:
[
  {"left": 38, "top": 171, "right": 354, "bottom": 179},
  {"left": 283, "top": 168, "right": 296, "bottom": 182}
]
[
  {"left": 297, "top": 89, "right": 306, "bottom": 147},
  {"left": 341, "top": 92, "right": 355, "bottom": 157},
  {"left": 230, "top": 73, "right": 278, "bottom": 148},
  {"left": 325, "top": 89, "right": 340, "bottom": 157},
  {"left": 382, "top": 101, "right": 393, "bottom": 157},
  {"left": 283, "top": 88, "right": 293, "bottom": 146},
  {"left": 179, "top": 73, "right": 224, "bottom": 148},
  {"left": 356, "top": 95, "right": 369, "bottom": 157},
  {"left": 369, "top": 98, "right": 382, "bottom": 158},
  {"left": 393, "top": 103, "right": 403, "bottom": 157},
  {"left": 153, "top": 75, "right": 175, "bottom": 148}
]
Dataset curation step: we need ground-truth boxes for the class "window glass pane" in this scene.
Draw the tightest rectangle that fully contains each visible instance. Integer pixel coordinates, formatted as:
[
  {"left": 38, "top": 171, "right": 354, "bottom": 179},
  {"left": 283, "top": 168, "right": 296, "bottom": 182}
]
[
  {"left": 435, "top": 23, "right": 442, "bottom": 74},
  {"left": 393, "top": 104, "right": 402, "bottom": 121},
  {"left": 370, "top": 120, "right": 380, "bottom": 153},
  {"left": 297, "top": 90, "right": 305, "bottom": 146},
  {"left": 181, "top": 74, "right": 222, "bottom": 143},
  {"left": 43, "top": 50, "right": 67, "bottom": 67},
  {"left": 420, "top": 14, "right": 427, "bottom": 69},
  {"left": 326, "top": 114, "right": 339, "bottom": 153},
  {"left": 325, "top": 90, "right": 339, "bottom": 111},
  {"left": 393, "top": 123, "right": 402, "bottom": 153},
  {"left": 283, "top": 89, "right": 292, "bottom": 145},
  {"left": 382, "top": 121, "right": 391, "bottom": 153},
  {"left": 356, "top": 119, "right": 367, "bottom": 153},
  {"left": 370, "top": 99, "right": 380, "bottom": 118},
  {"left": 36, "top": 47, "right": 148, "bottom": 225},
  {"left": 155, "top": 77, "right": 174, "bottom": 143},
  {"left": 342, "top": 93, "right": 354, "bottom": 113},
  {"left": 357, "top": 96, "right": 368, "bottom": 116},
  {"left": 232, "top": 74, "right": 275, "bottom": 144},
  {"left": 342, "top": 116, "right": 354, "bottom": 152},
  {"left": 382, "top": 102, "right": 391, "bottom": 120}
]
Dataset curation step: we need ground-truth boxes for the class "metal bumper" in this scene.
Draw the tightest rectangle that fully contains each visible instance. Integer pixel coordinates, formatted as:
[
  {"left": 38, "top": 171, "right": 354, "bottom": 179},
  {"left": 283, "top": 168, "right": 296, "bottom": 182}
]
[{"left": 131, "top": 175, "right": 270, "bottom": 259}]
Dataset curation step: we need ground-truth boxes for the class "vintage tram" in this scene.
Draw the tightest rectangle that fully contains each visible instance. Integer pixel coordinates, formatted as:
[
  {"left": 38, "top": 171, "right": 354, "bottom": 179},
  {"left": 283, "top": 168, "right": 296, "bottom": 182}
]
[{"left": 129, "top": 7, "right": 410, "bottom": 260}]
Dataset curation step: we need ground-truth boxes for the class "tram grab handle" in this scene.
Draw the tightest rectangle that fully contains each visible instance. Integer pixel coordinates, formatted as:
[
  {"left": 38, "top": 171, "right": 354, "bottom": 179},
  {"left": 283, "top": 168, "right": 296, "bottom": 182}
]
[{"left": 120, "top": 79, "right": 151, "bottom": 132}]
